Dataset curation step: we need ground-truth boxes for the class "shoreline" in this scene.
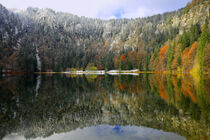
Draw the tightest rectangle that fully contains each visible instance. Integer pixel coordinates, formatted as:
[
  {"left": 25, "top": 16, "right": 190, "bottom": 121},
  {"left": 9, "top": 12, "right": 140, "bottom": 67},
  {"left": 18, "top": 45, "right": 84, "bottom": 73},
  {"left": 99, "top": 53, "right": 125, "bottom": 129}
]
[
  {"left": 1, "top": 70, "right": 209, "bottom": 76},
  {"left": 34, "top": 70, "right": 151, "bottom": 75},
  {"left": 33, "top": 70, "right": 209, "bottom": 75}
]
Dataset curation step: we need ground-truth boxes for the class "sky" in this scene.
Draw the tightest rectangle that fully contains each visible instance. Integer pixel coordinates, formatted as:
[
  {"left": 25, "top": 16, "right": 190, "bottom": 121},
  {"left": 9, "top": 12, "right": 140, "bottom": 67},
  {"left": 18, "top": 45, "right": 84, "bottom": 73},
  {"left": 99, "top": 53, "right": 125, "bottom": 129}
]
[{"left": 0, "top": 0, "right": 191, "bottom": 19}]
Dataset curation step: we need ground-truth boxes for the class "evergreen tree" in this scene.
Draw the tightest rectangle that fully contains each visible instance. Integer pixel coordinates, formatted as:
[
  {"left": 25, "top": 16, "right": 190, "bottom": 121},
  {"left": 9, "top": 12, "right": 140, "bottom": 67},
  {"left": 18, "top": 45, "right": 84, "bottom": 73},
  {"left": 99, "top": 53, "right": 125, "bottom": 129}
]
[
  {"left": 128, "top": 61, "right": 133, "bottom": 70},
  {"left": 167, "top": 40, "right": 175, "bottom": 71},
  {"left": 179, "top": 30, "right": 190, "bottom": 51},
  {"left": 138, "top": 62, "right": 143, "bottom": 71},
  {"left": 189, "top": 24, "right": 200, "bottom": 45},
  {"left": 177, "top": 56, "right": 181, "bottom": 66},
  {"left": 197, "top": 24, "right": 209, "bottom": 72}
]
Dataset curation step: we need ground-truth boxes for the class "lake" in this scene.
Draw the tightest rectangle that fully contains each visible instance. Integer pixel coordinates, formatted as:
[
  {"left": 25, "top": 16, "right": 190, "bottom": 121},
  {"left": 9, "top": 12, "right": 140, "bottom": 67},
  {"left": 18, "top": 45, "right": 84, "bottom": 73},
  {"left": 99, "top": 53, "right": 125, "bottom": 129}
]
[{"left": 0, "top": 74, "right": 209, "bottom": 140}]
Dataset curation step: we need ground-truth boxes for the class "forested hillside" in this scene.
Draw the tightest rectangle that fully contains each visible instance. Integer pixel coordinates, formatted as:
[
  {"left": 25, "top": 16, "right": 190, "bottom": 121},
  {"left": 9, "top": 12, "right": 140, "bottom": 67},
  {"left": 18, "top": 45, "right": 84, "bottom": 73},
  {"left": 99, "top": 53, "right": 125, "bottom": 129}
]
[{"left": 0, "top": 0, "right": 209, "bottom": 73}]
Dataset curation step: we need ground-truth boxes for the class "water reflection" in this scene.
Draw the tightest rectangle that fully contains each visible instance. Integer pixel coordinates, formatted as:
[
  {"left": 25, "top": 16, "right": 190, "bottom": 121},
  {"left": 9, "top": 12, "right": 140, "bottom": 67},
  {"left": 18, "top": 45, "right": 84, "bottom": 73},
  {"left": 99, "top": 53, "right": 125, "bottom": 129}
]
[
  {"left": 3, "top": 125, "right": 185, "bottom": 140},
  {"left": 0, "top": 74, "right": 209, "bottom": 140}
]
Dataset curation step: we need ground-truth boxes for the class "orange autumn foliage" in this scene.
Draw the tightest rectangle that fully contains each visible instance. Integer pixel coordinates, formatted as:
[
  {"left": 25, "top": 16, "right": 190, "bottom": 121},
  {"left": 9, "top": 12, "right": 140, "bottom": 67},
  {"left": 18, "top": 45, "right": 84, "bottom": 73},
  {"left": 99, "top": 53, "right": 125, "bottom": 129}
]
[
  {"left": 120, "top": 54, "right": 126, "bottom": 61},
  {"left": 186, "top": 87, "right": 197, "bottom": 103},
  {"left": 182, "top": 42, "right": 197, "bottom": 56},
  {"left": 182, "top": 48, "right": 189, "bottom": 56},
  {"left": 128, "top": 51, "right": 134, "bottom": 56},
  {"left": 181, "top": 41, "right": 198, "bottom": 71},
  {"left": 120, "top": 84, "right": 125, "bottom": 91},
  {"left": 155, "top": 45, "right": 169, "bottom": 71},
  {"left": 159, "top": 45, "right": 169, "bottom": 57},
  {"left": 182, "top": 89, "right": 189, "bottom": 97},
  {"left": 159, "top": 85, "right": 169, "bottom": 102},
  {"left": 182, "top": 87, "right": 197, "bottom": 103},
  {"left": 188, "top": 42, "right": 197, "bottom": 57}
]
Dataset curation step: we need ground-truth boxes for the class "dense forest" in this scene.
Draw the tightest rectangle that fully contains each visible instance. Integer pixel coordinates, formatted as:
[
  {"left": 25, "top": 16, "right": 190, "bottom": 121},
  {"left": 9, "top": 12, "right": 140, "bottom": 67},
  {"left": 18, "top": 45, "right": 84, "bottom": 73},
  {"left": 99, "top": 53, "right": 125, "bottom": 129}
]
[{"left": 0, "top": 0, "right": 209, "bottom": 73}]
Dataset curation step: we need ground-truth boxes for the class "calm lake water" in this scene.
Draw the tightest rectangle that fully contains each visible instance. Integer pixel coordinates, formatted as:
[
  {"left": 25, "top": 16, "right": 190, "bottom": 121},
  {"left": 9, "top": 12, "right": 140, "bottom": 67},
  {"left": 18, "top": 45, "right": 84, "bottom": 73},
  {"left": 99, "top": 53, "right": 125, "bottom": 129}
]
[{"left": 0, "top": 74, "right": 209, "bottom": 140}]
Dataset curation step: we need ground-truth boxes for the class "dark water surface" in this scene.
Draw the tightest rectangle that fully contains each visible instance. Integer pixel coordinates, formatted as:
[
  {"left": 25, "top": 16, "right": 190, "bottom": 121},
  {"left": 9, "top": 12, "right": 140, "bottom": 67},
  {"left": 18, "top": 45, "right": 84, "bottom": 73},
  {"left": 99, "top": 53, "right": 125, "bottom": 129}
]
[{"left": 0, "top": 74, "right": 209, "bottom": 140}]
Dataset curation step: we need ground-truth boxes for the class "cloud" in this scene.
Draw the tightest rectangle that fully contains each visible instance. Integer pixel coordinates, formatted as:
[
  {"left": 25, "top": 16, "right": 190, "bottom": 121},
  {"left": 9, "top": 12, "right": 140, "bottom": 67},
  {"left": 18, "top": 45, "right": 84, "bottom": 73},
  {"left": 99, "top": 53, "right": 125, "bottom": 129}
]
[
  {"left": 121, "top": 7, "right": 163, "bottom": 18},
  {"left": 0, "top": 0, "right": 191, "bottom": 19}
]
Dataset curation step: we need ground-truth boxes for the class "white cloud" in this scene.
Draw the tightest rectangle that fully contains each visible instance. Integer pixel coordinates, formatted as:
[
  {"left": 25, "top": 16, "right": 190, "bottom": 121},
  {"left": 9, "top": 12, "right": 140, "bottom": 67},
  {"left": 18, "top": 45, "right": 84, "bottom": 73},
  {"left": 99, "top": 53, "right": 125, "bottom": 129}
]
[
  {"left": 107, "top": 16, "right": 118, "bottom": 19},
  {"left": 121, "top": 7, "right": 163, "bottom": 18},
  {"left": 0, "top": 0, "right": 190, "bottom": 19},
  {"left": 0, "top": 0, "right": 124, "bottom": 17}
]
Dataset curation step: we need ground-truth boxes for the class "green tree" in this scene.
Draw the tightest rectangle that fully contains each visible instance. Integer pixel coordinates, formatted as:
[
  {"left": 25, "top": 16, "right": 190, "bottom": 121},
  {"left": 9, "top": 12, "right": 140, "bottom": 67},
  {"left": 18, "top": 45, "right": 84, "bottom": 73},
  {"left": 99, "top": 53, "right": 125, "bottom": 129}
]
[
  {"left": 86, "top": 63, "right": 98, "bottom": 70},
  {"left": 177, "top": 55, "right": 181, "bottom": 66},
  {"left": 138, "top": 62, "right": 143, "bottom": 71},
  {"left": 154, "top": 47, "right": 160, "bottom": 60},
  {"left": 167, "top": 41, "right": 175, "bottom": 71},
  {"left": 120, "top": 62, "right": 126, "bottom": 70},
  {"left": 189, "top": 24, "right": 200, "bottom": 45},
  {"left": 197, "top": 24, "right": 209, "bottom": 72},
  {"left": 179, "top": 30, "right": 190, "bottom": 51},
  {"left": 145, "top": 54, "right": 150, "bottom": 71},
  {"left": 128, "top": 61, "right": 133, "bottom": 70},
  {"left": 183, "top": 3, "right": 191, "bottom": 14}
]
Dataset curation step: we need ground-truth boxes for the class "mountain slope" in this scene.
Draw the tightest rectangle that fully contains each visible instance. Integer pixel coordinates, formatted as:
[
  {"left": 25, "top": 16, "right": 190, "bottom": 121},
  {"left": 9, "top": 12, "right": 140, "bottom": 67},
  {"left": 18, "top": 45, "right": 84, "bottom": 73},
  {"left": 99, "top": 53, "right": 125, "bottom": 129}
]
[{"left": 0, "top": 0, "right": 209, "bottom": 73}]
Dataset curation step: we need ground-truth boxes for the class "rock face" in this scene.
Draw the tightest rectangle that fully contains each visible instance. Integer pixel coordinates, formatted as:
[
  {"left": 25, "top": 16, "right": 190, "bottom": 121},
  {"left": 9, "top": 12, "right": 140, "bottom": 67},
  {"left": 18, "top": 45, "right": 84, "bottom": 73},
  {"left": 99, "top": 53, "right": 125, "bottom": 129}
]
[{"left": 177, "top": 4, "right": 209, "bottom": 34}]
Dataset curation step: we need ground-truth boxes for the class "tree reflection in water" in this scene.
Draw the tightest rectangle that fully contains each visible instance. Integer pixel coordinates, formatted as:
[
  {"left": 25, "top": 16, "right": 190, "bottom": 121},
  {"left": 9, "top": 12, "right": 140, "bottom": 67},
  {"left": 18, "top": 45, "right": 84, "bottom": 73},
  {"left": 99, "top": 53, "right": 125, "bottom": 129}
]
[{"left": 0, "top": 74, "right": 209, "bottom": 140}]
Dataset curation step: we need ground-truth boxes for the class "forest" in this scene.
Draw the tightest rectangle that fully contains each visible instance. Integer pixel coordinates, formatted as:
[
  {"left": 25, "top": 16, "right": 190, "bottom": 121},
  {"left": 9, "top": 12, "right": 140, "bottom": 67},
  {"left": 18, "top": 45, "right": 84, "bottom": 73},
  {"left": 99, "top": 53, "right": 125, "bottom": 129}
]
[{"left": 0, "top": 0, "right": 209, "bottom": 74}]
